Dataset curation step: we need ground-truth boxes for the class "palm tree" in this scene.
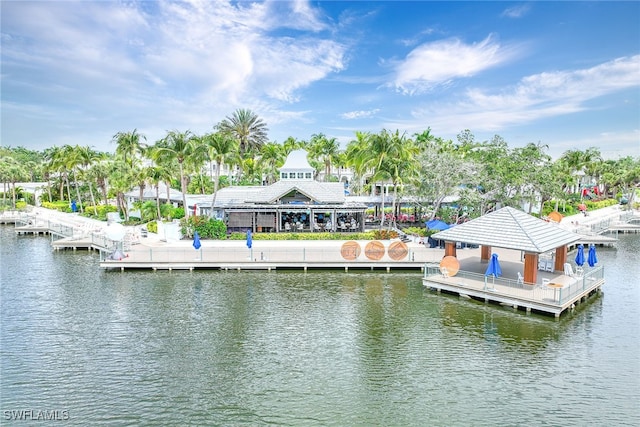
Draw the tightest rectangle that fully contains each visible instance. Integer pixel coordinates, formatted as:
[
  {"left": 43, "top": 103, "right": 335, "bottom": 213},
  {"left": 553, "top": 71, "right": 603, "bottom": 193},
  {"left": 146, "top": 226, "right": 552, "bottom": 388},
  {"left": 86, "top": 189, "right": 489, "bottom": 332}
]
[
  {"left": 0, "top": 157, "right": 28, "bottom": 208},
  {"left": 308, "top": 133, "right": 341, "bottom": 182},
  {"left": 365, "top": 129, "right": 418, "bottom": 228},
  {"left": 282, "top": 136, "right": 307, "bottom": 156},
  {"left": 109, "top": 161, "right": 133, "bottom": 221},
  {"left": 152, "top": 130, "right": 200, "bottom": 218},
  {"left": 344, "top": 131, "right": 372, "bottom": 196},
  {"left": 146, "top": 165, "right": 174, "bottom": 220},
  {"left": 70, "top": 145, "right": 103, "bottom": 214},
  {"left": 113, "top": 129, "right": 146, "bottom": 169},
  {"left": 203, "top": 132, "right": 239, "bottom": 216},
  {"left": 217, "top": 109, "right": 268, "bottom": 158},
  {"left": 259, "top": 142, "right": 285, "bottom": 185}
]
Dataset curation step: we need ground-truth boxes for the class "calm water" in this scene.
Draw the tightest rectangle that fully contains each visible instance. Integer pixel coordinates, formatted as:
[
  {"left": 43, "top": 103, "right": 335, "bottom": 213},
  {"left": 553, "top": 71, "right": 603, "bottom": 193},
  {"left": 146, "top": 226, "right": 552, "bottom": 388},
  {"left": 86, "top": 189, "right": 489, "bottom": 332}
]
[{"left": 1, "top": 226, "right": 639, "bottom": 426}]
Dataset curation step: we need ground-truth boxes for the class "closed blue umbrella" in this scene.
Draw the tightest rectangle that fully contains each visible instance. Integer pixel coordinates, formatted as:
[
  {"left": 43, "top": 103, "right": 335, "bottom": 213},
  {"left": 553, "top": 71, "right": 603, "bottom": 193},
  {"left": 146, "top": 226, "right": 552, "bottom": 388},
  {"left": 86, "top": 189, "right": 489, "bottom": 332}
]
[
  {"left": 246, "top": 229, "right": 252, "bottom": 249},
  {"left": 575, "top": 244, "right": 585, "bottom": 266},
  {"left": 192, "top": 231, "right": 201, "bottom": 250},
  {"left": 71, "top": 200, "right": 77, "bottom": 212},
  {"left": 485, "top": 253, "right": 502, "bottom": 278},
  {"left": 588, "top": 244, "right": 598, "bottom": 267}
]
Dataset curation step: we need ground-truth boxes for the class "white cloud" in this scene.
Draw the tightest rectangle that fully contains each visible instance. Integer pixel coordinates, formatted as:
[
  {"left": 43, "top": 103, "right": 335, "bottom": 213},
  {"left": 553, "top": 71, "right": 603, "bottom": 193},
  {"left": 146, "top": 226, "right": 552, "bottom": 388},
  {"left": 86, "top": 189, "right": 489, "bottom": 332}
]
[
  {"left": 341, "top": 109, "right": 380, "bottom": 119},
  {"left": 390, "top": 34, "right": 520, "bottom": 94},
  {"left": 501, "top": 4, "right": 532, "bottom": 19},
  {"left": 0, "top": 0, "right": 347, "bottom": 146},
  {"left": 402, "top": 55, "right": 640, "bottom": 133}
]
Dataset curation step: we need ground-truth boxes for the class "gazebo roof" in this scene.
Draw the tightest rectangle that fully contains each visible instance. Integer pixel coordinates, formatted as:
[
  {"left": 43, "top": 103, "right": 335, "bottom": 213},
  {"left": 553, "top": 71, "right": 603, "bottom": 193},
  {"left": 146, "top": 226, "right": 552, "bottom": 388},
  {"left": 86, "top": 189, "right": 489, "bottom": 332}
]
[{"left": 432, "top": 206, "right": 581, "bottom": 253}]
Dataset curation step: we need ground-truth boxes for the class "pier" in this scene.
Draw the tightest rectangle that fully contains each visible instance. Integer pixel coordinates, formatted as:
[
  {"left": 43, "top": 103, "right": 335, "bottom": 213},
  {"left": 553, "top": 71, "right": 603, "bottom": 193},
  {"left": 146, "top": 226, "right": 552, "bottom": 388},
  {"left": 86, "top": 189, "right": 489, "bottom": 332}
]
[{"left": 422, "top": 249, "right": 605, "bottom": 318}]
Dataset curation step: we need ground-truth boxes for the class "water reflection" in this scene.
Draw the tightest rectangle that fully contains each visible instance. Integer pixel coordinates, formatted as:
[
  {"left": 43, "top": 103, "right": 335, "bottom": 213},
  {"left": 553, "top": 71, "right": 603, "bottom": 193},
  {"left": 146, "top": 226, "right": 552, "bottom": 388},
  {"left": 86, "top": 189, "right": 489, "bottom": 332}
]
[{"left": 1, "top": 226, "right": 638, "bottom": 426}]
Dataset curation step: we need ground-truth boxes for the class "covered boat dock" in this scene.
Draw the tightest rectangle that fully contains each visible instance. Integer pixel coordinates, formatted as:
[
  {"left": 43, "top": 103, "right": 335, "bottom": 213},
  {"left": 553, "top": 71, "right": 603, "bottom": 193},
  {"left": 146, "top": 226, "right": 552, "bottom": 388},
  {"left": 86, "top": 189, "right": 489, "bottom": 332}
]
[{"left": 423, "top": 207, "right": 605, "bottom": 318}]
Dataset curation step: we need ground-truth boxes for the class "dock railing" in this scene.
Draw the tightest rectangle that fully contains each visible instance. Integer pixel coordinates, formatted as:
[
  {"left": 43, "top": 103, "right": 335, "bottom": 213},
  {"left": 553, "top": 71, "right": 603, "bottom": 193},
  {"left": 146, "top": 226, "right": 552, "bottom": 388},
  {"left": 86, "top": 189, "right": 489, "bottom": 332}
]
[{"left": 423, "top": 265, "right": 604, "bottom": 305}]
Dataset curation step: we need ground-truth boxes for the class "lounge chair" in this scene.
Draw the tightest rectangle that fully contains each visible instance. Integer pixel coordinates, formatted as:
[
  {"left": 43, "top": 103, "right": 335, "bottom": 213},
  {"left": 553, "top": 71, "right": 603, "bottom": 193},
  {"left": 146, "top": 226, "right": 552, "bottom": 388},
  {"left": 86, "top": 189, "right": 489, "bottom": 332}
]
[
  {"left": 563, "top": 263, "right": 577, "bottom": 277},
  {"left": 517, "top": 272, "right": 524, "bottom": 285}
]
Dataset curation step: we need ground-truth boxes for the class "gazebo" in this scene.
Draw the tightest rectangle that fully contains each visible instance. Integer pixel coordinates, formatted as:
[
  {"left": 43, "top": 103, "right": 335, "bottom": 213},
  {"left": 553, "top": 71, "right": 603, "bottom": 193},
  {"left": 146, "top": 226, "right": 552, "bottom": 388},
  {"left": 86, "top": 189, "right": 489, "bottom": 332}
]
[{"left": 431, "top": 207, "right": 581, "bottom": 284}]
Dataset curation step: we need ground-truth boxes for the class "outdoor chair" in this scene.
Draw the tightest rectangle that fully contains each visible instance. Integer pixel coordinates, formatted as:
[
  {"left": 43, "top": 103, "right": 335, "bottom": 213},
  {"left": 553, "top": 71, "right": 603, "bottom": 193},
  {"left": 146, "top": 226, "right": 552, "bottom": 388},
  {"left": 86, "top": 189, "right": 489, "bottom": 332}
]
[
  {"left": 563, "top": 263, "right": 574, "bottom": 276},
  {"left": 517, "top": 272, "right": 524, "bottom": 285},
  {"left": 575, "top": 266, "right": 584, "bottom": 277},
  {"left": 440, "top": 267, "right": 450, "bottom": 278}
]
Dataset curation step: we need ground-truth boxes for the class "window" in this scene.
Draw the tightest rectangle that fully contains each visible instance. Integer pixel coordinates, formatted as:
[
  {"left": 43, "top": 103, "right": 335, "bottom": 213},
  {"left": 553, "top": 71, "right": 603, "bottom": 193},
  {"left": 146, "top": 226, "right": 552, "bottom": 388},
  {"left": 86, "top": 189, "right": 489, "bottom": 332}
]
[
  {"left": 297, "top": 172, "right": 304, "bottom": 179},
  {"left": 305, "top": 173, "right": 312, "bottom": 179},
  {"left": 281, "top": 173, "right": 289, "bottom": 179}
]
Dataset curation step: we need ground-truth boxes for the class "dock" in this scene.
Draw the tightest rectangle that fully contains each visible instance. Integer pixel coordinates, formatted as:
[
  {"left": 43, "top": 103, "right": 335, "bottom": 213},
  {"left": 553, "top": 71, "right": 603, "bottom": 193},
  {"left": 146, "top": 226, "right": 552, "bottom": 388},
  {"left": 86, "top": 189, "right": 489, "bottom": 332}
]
[{"left": 422, "top": 248, "right": 604, "bottom": 318}]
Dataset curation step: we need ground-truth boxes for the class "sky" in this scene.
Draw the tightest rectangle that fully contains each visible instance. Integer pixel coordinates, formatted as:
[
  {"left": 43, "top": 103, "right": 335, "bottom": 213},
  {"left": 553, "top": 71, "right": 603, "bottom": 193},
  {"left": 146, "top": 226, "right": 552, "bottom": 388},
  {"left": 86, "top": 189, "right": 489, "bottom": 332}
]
[{"left": 1, "top": 1, "right": 639, "bottom": 160}]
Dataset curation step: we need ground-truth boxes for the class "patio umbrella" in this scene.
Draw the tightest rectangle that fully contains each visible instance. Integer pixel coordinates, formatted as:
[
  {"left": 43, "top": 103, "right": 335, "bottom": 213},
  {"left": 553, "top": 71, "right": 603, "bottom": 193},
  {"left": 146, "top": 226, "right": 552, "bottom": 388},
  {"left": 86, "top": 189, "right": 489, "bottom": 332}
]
[
  {"left": 588, "top": 244, "right": 598, "bottom": 267},
  {"left": 246, "top": 229, "right": 252, "bottom": 249},
  {"left": 575, "top": 244, "right": 585, "bottom": 266},
  {"left": 71, "top": 200, "right": 77, "bottom": 212},
  {"left": 484, "top": 253, "right": 502, "bottom": 290},
  {"left": 485, "top": 253, "right": 502, "bottom": 278},
  {"left": 192, "top": 231, "right": 201, "bottom": 250},
  {"left": 426, "top": 219, "right": 450, "bottom": 231}
]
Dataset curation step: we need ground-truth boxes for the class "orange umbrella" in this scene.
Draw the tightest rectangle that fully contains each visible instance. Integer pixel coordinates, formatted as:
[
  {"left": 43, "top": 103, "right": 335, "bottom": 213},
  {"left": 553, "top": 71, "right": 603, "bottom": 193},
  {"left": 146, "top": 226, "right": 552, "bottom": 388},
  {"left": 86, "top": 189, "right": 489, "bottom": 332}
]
[
  {"left": 548, "top": 211, "right": 563, "bottom": 223},
  {"left": 439, "top": 256, "right": 460, "bottom": 277}
]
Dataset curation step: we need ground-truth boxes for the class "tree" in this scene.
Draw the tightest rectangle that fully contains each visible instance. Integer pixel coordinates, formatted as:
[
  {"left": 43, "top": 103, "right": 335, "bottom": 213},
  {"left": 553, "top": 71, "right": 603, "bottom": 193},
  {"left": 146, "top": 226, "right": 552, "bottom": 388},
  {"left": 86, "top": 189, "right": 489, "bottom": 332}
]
[
  {"left": 152, "top": 130, "right": 201, "bottom": 219},
  {"left": 364, "top": 129, "right": 418, "bottom": 228},
  {"left": 308, "top": 133, "right": 341, "bottom": 182},
  {"left": 113, "top": 129, "right": 146, "bottom": 169},
  {"left": 72, "top": 145, "right": 104, "bottom": 215},
  {"left": 0, "top": 156, "right": 28, "bottom": 208},
  {"left": 411, "top": 137, "right": 477, "bottom": 220},
  {"left": 259, "top": 142, "right": 285, "bottom": 185},
  {"left": 217, "top": 109, "right": 268, "bottom": 158},
  {"left": 344, "top": 131, "right": 372, "bottom": 196}
]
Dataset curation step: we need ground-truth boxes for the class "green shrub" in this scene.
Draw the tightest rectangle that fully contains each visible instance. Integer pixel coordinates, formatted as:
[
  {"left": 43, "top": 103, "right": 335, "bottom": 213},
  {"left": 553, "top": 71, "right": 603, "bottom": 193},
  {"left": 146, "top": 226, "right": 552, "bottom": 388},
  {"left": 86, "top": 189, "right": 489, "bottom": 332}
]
[
  {"left": 146, "top": 221, "right": 158, "bottom": 233},
  {"left": 172, "top": 207, "right": 185, "bottom": 220},
  {"left": 42, "top": 201, "right": 70, "bottom": 212},
  {"left": 403, "top": 226, "right": 427, "bottom": 237},
  {"left": 227, "top": 231, "right": 377, "bottom": 241},
  {"left": 371, "top": 229, "right": 399, "bottom": 240},
  {"left": 82, "top": 204, "right": 117, "bottom": 221},
  {"left": 180, "top": 216, "right": 227, "bottom": 239}
]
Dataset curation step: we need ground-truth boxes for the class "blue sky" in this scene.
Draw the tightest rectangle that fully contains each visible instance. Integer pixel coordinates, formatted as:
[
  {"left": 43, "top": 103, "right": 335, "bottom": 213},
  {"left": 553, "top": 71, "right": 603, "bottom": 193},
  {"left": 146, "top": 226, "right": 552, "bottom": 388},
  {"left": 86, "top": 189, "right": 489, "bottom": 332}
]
[{"left": 1, "top": 1, "right": 639, "bottom": 159}]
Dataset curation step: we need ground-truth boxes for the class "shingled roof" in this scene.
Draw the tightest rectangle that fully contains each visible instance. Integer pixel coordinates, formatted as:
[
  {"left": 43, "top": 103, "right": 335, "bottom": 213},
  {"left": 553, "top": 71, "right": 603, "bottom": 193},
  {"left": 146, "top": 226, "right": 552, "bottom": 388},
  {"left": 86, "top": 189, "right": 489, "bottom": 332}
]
[
  {"left": 245, "top": 180, "right": 345, "bottom": 204},
  {"left": 431, "top": 206, "right": 581, "bottom": 253}
]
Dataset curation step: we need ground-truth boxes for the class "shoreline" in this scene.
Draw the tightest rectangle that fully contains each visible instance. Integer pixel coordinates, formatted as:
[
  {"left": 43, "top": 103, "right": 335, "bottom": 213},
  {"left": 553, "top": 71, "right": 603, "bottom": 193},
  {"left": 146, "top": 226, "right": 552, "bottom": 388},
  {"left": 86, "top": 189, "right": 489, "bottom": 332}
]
[{"left": 5, "top": 204, "right": 638, "bottom": 272}]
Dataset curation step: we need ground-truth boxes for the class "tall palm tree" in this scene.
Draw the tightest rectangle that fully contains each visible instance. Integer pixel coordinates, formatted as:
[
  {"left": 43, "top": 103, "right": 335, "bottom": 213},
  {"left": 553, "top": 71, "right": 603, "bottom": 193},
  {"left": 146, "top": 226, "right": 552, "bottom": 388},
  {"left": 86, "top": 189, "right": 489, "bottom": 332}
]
[
  {"left": 259, "top": 142, "right": 285, "bottom": 185},
  {"left": 308, "top": 133, "right": 341, "bottom": 182},
  {"left": 0, "top": 157, "right": 28, "bottom": 208},
  {"left": 73, "top": 146, "right": 104, "bottom": 215},
  {"left": 88, "top": 158, "right": 113, "bottom": 207},
  {"left": 217, "top": 109, "right": 268, "bottom": 158},
  {"left": 282, "top": 136, "right": 306, "bottom": 156},
  {"left": 113, "top": 129, "right": 146, "bottom": 169},
  {"left": 344, "top": 131, "right": 372, "bottom": 196},
  {"left": 203, "top": 132, "right": 239, "bottom": 216},
  {"left": 365, "top": 129, "right": 418, "bottom": 228},
  {"left": 152, "top": 130, "right": 200, "bottom": 218},
  {"left": 109, "top": 161, "right": 133, "bottom": 221}
]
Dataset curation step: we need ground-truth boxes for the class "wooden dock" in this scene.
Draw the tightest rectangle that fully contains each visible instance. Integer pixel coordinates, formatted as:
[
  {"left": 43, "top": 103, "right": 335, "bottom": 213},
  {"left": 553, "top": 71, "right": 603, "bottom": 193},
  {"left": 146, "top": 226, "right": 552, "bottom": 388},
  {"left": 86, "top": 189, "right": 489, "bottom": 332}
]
[{"left": 423, "top": 266, "right": 604, "bottom": 318}]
